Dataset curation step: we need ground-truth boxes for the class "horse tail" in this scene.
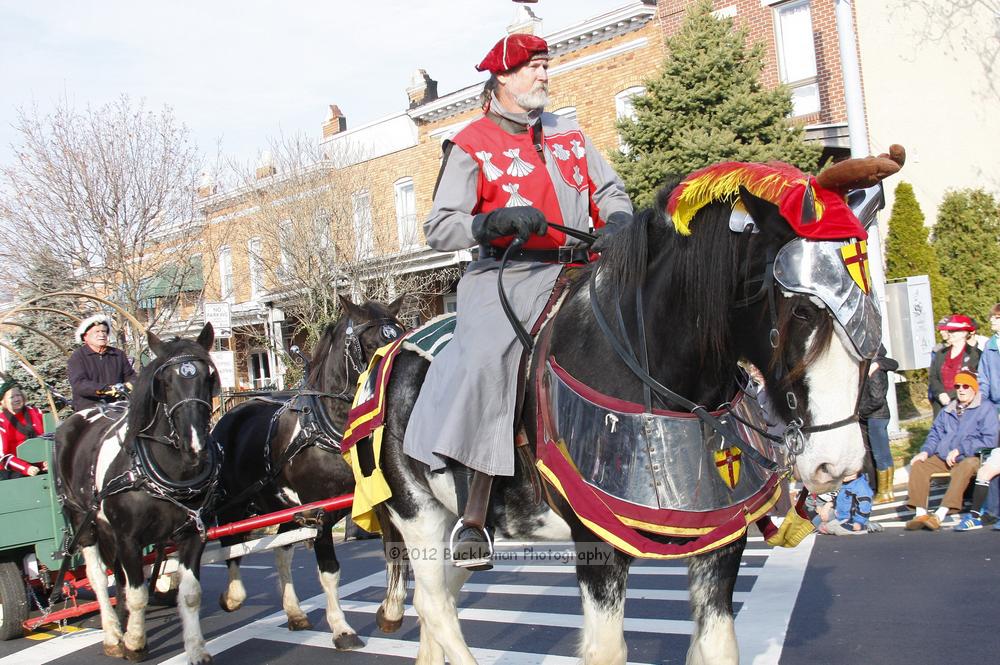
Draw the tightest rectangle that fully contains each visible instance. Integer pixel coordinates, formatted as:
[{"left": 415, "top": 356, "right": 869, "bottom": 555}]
[{"left": 374, "top": 503, "right": 408, "bottom": 633}]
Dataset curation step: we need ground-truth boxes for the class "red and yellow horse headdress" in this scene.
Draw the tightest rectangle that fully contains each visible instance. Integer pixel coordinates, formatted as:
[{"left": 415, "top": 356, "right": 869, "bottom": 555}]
[{"left": 665, "top": 147, "right": 905, "bottom": 242}]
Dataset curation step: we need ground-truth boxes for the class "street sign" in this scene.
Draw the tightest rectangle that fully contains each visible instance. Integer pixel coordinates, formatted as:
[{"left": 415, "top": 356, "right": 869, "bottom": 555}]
[
  {"left": 204, "top": 301, "right": 232, "bottom": 339},
  {"left": 209, "top": 350, "right": 236, "bottom": 389}
]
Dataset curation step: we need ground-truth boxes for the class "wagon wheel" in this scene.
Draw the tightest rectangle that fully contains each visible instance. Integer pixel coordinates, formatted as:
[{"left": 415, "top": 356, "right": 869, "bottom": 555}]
[{"left": 0, "top": 560, "right": 28, "bottom": 640}]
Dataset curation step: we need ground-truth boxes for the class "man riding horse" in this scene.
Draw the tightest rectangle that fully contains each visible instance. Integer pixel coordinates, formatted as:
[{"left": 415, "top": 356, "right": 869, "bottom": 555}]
[{"left": 403, "top": 33, "right": 633, "bottom": 568}]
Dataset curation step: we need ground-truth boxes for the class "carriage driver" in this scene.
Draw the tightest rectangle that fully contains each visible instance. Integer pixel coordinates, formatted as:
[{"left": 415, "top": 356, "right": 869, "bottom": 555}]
[
  {"left": 402, "top": 33, "right": 633, "bottom": 569},
  {"left": 67, "top": 314, "right": 137, "bottom": 412}
]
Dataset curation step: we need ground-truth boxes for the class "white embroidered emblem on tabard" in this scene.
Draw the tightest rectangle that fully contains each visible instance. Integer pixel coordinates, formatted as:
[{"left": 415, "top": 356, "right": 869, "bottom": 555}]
[
  {"left": 502, "top": 183, "right": 533, "bottom": 207},
  {"left": 503, "top": 148, "right": 535, "bottom": 177},
  {"left": 572, "top": 165, "right": 584, "bottom": 186},
  {"left": 570, "top": 140, "right": 586, "bottom": 159},
  {"left": 551, "top": 143, "right": 570, "bottom": 161},
  {"left": 475, "top": 151, "right": 504, "bottom": 182}
]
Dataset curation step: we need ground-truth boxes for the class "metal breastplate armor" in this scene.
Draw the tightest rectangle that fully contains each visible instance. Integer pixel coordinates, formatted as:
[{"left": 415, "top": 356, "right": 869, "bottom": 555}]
[{"left": 545, "top": 361, "right": 779, "bottom": 513}]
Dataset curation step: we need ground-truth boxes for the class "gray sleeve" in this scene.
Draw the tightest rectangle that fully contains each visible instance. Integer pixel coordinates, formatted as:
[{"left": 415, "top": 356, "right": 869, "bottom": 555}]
[
  {"left": 423, "top": 144, "right": 481, "bottom": 251},
  {"left": 584, "top": 135, "right": 633, "bottom": 221}
]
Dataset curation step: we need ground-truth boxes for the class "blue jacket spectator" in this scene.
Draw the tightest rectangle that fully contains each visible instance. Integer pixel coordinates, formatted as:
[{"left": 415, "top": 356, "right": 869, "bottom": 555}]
[
  {"left": 835, "top": 475, "right": 874, "bottom": 530},
  {"left": 921, "top": 391, "right": 999, "bottom": 461}
]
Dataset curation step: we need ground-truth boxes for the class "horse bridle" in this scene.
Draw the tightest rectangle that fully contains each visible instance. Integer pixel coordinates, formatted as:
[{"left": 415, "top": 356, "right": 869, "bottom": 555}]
[
  {"left": 138, "top": 354, "right": 217, "bottom": 450},
  {"left": 332, "top": 317, "right": 404, "bottom": 400},
  {"left": 730, "top": 243, "right": 869, "bottom": 454}
]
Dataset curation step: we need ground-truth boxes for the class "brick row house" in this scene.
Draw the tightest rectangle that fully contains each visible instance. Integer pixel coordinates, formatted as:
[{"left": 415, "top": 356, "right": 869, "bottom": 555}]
[{"left": 147, "top": 0, "right": 989, "bottom": 390}]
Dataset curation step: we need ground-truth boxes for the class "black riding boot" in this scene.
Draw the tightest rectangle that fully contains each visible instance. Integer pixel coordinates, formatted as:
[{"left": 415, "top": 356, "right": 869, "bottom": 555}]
[{"left": 450, "top": 470, "right": 494, "bottom": 571}]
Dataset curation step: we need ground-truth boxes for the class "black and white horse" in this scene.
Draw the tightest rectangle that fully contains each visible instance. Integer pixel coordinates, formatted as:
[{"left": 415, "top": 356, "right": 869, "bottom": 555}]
[
  {"left": 56, "top": 324, "right": 219, "bottom": 664},
  {"left": 212, "top": 296, "right": 403, "bottom": 649},
  {"left": 370, "top": 173, "right": 884, "bottom": 664}
]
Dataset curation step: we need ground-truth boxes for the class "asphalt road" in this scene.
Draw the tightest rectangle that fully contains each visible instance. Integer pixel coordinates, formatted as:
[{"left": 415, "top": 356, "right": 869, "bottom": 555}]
[{"left": 1, "top": 485, "right": 997, "bottom": 665}]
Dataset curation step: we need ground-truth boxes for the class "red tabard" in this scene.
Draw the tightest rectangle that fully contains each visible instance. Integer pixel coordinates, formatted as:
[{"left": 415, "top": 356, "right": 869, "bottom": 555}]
[{"left": 451, "top": 117, "right": 593, "bottom": 250}]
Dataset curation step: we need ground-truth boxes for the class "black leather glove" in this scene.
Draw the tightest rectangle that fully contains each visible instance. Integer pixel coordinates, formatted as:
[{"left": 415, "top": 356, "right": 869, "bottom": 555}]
[
  {"left": 471, "top": 206, "right": 548, "bottom": 244},
  {"left": 590, "top": 211, "right": 633, "bottom": 253}
]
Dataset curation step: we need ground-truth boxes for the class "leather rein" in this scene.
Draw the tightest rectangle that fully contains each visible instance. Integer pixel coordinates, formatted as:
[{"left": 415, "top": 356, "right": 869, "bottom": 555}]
[{"left": 496, "top": 222, "right": 867, "bottom": 472}]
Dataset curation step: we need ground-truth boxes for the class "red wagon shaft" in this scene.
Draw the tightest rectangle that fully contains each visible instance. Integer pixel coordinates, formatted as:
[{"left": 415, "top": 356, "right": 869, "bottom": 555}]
[
  {"left": 205, "top": 493, "right": 355, "bottom": 540},
  {"left": 22, "top": 493, "right": 355, "bottom": 634}
]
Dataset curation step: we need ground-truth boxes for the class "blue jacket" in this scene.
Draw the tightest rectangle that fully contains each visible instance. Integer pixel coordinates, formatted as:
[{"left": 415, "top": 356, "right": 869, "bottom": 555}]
[
  {"left": 979, "top": 335, "right": 1000, "bottom": 415},
  {"left": 835, "top": 475, "right": 873, "bottom": 527},
  {"left": 921, "top": 393, "right": 1000, "bottom": 460}
]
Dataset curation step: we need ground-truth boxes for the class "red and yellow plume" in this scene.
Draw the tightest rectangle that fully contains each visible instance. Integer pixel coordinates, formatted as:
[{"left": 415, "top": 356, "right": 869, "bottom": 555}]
[{"left": 666, "top": 162, "right": 818, "bottom": 236}]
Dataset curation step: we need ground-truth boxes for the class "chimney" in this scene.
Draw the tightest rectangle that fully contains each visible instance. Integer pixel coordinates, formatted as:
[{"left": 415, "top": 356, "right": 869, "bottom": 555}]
[
  {"left": 322, "top": 105, "right": 347, "bottom": 138},
  {"left": 406, "top": 69, "right": 439, "bottom": 108},
  {"left": 197, "top": 170, "right": 217, "bottom": 197},
  {"left": 255, "top": 151, "right": 276, "bottom": 180},
  {"left": 508, "top": 5, "right": 542, "bottom": 35}
]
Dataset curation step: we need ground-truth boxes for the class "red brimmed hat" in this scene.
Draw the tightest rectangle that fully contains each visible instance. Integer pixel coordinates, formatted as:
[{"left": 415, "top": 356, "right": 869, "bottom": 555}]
[
  {"left": 936, "top": 314, "right": 976, "bottom": 332},
  {"left": 476, "top": 34, "right": 548, "bottom": 74}
]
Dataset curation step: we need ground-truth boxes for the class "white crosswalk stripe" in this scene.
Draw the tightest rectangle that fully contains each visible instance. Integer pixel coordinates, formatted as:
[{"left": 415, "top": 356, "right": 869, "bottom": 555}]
[{"left": 150, "top": 537, "right": 812, "bottom": 665}]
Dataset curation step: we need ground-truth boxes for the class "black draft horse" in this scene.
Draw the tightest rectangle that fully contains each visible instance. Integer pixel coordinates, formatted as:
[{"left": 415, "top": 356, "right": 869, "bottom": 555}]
[
  {"left": 56, "top": 324, "right": 219, "bottom": 664},
  {"left": 369, "top": 167, "right": 895, "bottom": 664},
  {"left": 212, "top": 296, "right": 403, "bottom": 649}
]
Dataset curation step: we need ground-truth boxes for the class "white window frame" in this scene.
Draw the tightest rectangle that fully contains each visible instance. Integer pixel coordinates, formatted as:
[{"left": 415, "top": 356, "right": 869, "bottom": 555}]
[
  {"left": 247, "top": 237, "right": 264, "bottom": 301},
  {"left": 442, "top": 293, "right": 458, "bottom": 314},
  {"left": 773, "top": 0, "right": 820, "bottom": 117},
  {"left": 218, "top": 246, "right": 233, "bottom": 303},
  {"left": 394, "top": 177, "right": 418, "bottom": 250},
  {"left": 352, "top": 189, "right": 374, "bottom": 260},
  {"left": 247, "top": 349, "right": 273, "bottom": 389},
  {"left": 553, "top": 106, "right": 577, "bottom": 123},
  {"left": 615, "top": 86, "right": 646, "bottom": 151}
]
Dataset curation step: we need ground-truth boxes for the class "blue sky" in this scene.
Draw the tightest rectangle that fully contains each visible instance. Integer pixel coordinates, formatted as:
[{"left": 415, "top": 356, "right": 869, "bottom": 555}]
[{"left": 0, "top": 0, "right": 630, "bottom": 168}]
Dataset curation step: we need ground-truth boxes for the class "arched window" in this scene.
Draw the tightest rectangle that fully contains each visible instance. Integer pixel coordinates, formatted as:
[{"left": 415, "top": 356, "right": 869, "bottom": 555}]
[{"left": 615, "top": 86, "right": 646, "bottom": 152}]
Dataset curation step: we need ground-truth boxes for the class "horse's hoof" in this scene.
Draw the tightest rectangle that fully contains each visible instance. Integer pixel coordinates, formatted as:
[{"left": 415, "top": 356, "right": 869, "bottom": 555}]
[
  {"left": 104, "top": 642, "right": 125, "bottom": 658},
  {"left": 123, "top": 646, "right": 147, "bottom": 662},
  {"left": 376, "top": 606, "right": 403, "bottom": 634},
  {"left": 188, "top": 652, "right": 213, "bottom": 665},
  {"left": 218, "top": 593, "right": 242, "bottom": 613},
  {"left": 333, "top": 632, "right": 364, "bottom": 651},
  {"left": 287, "top": 616, "right": 313, "bottom": 631}
]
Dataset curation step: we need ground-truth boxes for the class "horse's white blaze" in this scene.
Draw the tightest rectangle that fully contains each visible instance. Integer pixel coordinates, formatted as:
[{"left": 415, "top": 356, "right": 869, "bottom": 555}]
[
  {"left": 275, "top": 545, "right": 308, "bottom": 624},
  {"left": 221, "top": 560, "right": 247, "bottom": 610},
  {"left": 122, "top": 582, "right": 148, "bottom": 652},
  {"left": 82, "top": 545, "right": 122, "bottom": 648},
  {"left": 189, "top": 425, "right": 202, "bottom": 454},
  {"left": 318, "top": 569, "right": 355, "bottom": 639},
  {"left": 177, "top": 564, "right": 210, "bottom": 663},
  {"left": 797, "top": 330, "right": 866, "bottom": 492},
  {"left": 578, "top": 583, "right": 626, "bottom": 665}
]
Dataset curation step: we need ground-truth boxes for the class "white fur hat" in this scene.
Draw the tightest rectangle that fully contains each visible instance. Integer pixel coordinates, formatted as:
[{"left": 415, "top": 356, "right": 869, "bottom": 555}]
[{"left": 76, "top": 314, "right": 113, "bottom": 343}]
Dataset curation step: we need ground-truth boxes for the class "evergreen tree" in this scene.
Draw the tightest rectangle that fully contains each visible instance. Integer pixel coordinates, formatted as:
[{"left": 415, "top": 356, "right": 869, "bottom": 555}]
[
  {"left": 612, "top": 0, "right": 822, "bottom": 208},
  {"left": 885, "top": 182, "right": 950, "bottom": 320},
  {"left": 3, "top": 253, "right": 79, "bottom": 414},
  {"left": 932, "top": 188, "right": 1000, "bottom": 323}
]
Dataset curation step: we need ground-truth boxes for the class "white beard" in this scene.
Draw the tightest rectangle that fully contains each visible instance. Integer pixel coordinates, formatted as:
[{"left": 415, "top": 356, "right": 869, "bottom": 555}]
[{"left": 514, "top": 88, "right": 548, "bottom": 111}]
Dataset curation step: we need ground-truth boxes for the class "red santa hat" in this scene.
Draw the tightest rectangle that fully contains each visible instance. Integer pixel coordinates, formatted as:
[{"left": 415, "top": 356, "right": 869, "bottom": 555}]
[{"left": 476, "top": 34, "right": 549, "bottom": 74}]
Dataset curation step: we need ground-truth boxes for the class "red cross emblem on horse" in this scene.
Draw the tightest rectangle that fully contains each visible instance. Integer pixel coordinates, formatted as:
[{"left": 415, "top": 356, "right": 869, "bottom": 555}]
[
  {"left": 714, "top": 446, "right": 743, "bottom": 490},
  {"left": 839, "top": 240, "right": 871, "bottom": 294}
]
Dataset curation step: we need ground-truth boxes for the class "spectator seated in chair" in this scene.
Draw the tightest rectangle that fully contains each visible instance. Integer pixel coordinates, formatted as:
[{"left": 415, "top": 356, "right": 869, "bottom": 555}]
[{"left": 905, "top": 371, "right": 999, "bottom": 531}]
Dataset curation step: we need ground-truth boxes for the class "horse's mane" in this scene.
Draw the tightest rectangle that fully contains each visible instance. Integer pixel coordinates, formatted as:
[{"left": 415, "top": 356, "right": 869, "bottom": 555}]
[
  {"left": 596, "top": 177, "right": 754, "bottom": 361},
  {"left": 306, "top": 319, "right": 343, "bottom": 388},
  {"left": 125, "top": 337, "right": 213, "bottom": 442}
]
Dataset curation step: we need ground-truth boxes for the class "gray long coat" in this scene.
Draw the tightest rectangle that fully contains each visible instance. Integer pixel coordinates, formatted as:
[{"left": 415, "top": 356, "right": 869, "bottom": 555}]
[{"left": 403, "top": 100, "right": 632, "bottom": 476}]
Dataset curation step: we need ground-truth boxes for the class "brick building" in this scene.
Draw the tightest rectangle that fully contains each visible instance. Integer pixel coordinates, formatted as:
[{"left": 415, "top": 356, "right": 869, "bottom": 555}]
[{"left": 166, "top": 0, "right": 873, "bottom": 390}]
